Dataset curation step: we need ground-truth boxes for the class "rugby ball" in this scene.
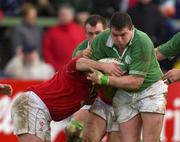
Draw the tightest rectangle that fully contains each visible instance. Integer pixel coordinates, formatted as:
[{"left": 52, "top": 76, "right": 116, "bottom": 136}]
[
  {"left": 98, "top": 58, "right": 120, "bottom": 102},
  {"left": 98, "top": 58, "right": 120, "bottom": 64}
]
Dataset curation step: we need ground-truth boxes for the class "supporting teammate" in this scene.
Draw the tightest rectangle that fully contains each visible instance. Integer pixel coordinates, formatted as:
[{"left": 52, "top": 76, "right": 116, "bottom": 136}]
[
  {"left": 156, "top": 32, "right": 180, "bottom": 83},
  {"left": 68, "top": 15, "right": 121, "bottom": 142}
]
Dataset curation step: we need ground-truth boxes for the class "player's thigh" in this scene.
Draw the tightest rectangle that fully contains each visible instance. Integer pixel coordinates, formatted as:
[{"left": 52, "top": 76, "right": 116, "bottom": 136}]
[
  {"left": 72, "top": 109, "right": 90, "bottom": 124},
  {"left": 141, "top": 112, "right": 164, "bottom": 142},
  {"left": 119, "top": 114, "right": 142, "bottom": 142},
  {"left": 85, "top": 112, "right": 106, "bottom": 133},
  {"left": 11, "top": 92, "right": 51, "bottom": 142},
  {"left": 107, "top": 131, "right": 121, "bottom": 142},
  {"left": 83, "top": 112, "right": 106, "bottom": 142}
]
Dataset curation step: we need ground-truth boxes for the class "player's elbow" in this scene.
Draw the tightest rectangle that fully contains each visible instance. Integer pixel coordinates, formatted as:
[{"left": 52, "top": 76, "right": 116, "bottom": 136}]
[
  {"left": 128, "top": 78, "right": 144, "bottom": 91},
  {"left": 156, "top": 48, "right": 166, "bottom": 61}
]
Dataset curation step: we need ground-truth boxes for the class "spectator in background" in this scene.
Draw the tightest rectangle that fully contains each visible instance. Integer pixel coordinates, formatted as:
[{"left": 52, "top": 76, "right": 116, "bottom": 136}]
[
  {"left": 120, "top": 0, "right": 137, "bottom": 12},
  {"left": 128, "top": 0, "right": 166, "bottom": 46},
  {"left": 91, "top": 0, "right": 121, "bottom": 18},
  {"left": 75, "top": 11, "right": 90, "bottom": 26},
  {"left": 158, "top": 0, "right": 177, "bottom": 39},
  {"left": 31, "top": 0, "right": 55, "bottom": 16},
  {"left": 11, "top": 3, "right": 43, "bottom": 55},
  {"left": 43, "top": 4, "right": 85, "bottom": 71},
  {"left": 175, "top": 0, "right": 180, "bottom": 19},
  {"left": 159, "top": 0, "right": 176, "bottom": 18},
  {"left": 0, "top": 0, "right": 20, "bottom": 16},
  {"left": 4, "top": 44, "right": 55, "bottom": 80}
]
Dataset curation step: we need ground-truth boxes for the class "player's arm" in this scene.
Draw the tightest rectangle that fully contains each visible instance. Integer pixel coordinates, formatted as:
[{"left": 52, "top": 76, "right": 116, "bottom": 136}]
[
  {"left": 87, "top": 68, "right": 144, "bottom": 91},
  {"left": 108, "top": 75, "right": 144, "bottom": 90},
  {"left": 76, "top": 58, "right": 123, "bottom": 77},
  {"left": 156, "top": 48, "right": 166, "bottom": 61},
  {"left": 156, "top": 32, "right": 180, "bottom": 61}
]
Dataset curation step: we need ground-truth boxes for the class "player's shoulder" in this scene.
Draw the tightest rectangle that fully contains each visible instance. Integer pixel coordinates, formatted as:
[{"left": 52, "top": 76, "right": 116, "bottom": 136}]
[
  {"left": 92, "top": 29, "right": 110, "bottom": 44},
  {"left": 77, "top": 39, "right": 88, "bottom": 47},
  {"left": 133, "top": 29, "right": 153, "bottom": 48}
]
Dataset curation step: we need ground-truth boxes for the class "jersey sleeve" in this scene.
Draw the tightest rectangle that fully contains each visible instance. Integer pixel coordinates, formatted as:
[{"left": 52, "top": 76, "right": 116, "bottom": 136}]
[
  {"left": 158, "top": 32, "right": 180, "bottom": 58},
  {"left": 66, "top": 57, "right": 80, "bottom": 72},
  {"left": 72, "top": 40, "right": 88, "bottom": 58},
  {"left": 91, "top": 36, "right": 107, "bottom": 61},
  {"left": 128, "top": 41, "right": 153, "bottom": 77}
]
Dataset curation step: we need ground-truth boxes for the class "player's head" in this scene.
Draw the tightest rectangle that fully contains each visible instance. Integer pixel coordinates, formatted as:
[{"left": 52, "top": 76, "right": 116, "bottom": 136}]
[
  {"left": 84, "top": 15, "right": 106, "bottom": 44},
  {"left": 110, "top": 12, "right": 134, "bottom": 48}
]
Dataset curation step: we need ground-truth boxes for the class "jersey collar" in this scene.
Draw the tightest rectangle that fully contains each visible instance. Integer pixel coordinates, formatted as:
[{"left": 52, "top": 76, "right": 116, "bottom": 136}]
[{"left": 106, "top": 28, "right": 135, "bottom": 48}]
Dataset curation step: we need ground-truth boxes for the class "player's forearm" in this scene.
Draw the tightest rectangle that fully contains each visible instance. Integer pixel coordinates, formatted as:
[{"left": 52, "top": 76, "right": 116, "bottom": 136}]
[
  {"left": 108, "top": 75, "right": 144, "bottom": 91},
  {"left": 76, "top": 58, "right": 102, "bottom": 71}
]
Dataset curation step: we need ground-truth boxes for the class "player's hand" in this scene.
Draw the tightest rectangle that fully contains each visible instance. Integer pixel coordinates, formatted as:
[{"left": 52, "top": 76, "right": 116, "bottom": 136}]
[
  {"left": 82, "top": 47, "right": 92, "bottom": 58},
  {"left": 0, "top": 84, "right": 13, "bottom": 95},
  {"left": 163, "top": 69, "right": 180, "bottom": 83},
  {"left": 87, "top": 68, "right": 103, "bottom": 85},
  {"left": 100, "top": 62, "right": 123, "bottom": 77}
]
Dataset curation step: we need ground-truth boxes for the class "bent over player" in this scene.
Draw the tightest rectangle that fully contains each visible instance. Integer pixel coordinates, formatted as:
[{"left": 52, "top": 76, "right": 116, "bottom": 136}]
[{"left": 11, "top": 57, "right": 121, "bottom": 142}]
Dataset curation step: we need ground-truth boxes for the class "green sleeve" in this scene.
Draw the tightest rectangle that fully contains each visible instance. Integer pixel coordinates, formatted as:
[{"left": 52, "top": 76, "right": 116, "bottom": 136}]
[
  {"left": 158, "top": 32, "right": 180, "bottom": 58},
  {"left": 91, "top": 35, "right": 107, "bottom": 61},
  {"left": 128, "top": 40, "right": 153, "bottom": 77},
  {"left": 72, "top": 40, "right": 88, "bottom": 58}
]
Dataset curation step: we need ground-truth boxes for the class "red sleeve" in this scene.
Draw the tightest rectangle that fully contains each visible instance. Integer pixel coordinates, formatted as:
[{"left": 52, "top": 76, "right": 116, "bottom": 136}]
[{"left": 66, "top": 57, "right": 80, "bottom": 73}]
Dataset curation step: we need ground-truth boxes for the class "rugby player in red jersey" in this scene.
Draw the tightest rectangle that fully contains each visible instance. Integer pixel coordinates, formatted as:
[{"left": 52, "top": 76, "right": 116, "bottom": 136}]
[{"left": 11, "top": 57, "right": 121, "bottom": 142}]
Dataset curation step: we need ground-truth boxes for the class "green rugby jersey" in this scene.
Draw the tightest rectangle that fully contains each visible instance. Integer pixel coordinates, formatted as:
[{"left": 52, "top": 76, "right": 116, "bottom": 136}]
[
  {"left": 91, "top": 28, "right": 163, "bottom": 91},
  {"left": 158, "top": 32, "right": 180, "bottom": 58},
  {"left": 72, "top": 39, "right": 89, "bottom": 58}
]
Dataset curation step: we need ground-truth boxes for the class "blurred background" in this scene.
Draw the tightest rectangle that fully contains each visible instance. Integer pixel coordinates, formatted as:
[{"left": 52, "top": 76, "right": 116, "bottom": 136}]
[
  {"left": 0, "top": 0, "right": 180, "bottom": 142},
  {"left": 0, "top": 0, "right": 180, "bottom": 74}
]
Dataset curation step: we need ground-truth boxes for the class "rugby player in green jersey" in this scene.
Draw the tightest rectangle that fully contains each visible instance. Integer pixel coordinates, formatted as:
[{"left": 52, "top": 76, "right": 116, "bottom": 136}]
[
  {"left": 85, "top": 12, "right": 168, "bottom": 142},
  {"left": 67, "top": 15, "right": 122, "bottom": 142}
]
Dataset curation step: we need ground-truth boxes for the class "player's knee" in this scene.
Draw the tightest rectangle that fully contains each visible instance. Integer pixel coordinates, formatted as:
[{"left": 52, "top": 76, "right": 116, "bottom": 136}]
[{"left": 65, "top": 119, "right": 83, "bottom": 142}]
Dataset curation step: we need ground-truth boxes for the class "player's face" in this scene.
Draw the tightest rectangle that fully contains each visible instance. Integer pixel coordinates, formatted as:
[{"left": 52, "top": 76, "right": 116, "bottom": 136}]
[
  {"left": 111, "top": 26, "right": 133, "bottom": 48},
  {"left": 85, "top": 23, "right": 104, "bottom": 44}
]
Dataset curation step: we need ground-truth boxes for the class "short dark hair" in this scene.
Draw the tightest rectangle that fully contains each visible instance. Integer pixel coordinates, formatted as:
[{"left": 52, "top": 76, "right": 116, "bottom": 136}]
[
  {"left": 110, "top": 12, "right": 133, "bottom": 30},
  {"left": 84, "top": 15, "right": 106, "bottom": 29}
]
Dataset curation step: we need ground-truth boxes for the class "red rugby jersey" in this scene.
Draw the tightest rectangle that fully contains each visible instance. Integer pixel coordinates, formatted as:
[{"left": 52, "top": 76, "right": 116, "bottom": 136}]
[{"left": 27, "top": 58, "right": 91, "bottom": 121}]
